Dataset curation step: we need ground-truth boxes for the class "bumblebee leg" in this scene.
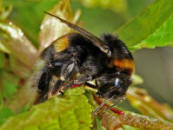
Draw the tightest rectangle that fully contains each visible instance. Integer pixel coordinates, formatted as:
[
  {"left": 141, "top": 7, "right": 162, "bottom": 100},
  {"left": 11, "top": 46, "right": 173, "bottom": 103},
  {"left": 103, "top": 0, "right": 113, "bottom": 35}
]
[
  {"left": 85, "top": 82, "right": 97, "bottom": 89},
  {"left": 53, "top": 74, "right": 91, "bottom": 90},
  {"left": 84, "top": 79, "right": 100, "bottom": 89},
  {"left": 48, "top": 80, "right": 65, "bottom": 98},
  {"left": 60, "top": 62, "right": 76, "bottom": 81},
  {"left": 48, "top": 61, "right": 77, "bottom": 97},
  {"left": 75, "top": 74, "right": 93, "bottom": 84},
  {"left": 37, "top": 67, "right": 52, "bottom": 103},
  {"left": 47, "top": 59, "right": 79, "bottom": 97},
  {"left": 92, "top": 97, "right": 113, "bottom": 117}
]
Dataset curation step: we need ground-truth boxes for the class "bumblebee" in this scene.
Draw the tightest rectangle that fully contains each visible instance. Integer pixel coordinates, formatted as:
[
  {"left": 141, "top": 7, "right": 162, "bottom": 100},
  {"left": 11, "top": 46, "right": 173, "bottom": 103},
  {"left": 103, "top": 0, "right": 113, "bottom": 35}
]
[{"left": 37, "top": 12, "right": 135, "bottom": 103}]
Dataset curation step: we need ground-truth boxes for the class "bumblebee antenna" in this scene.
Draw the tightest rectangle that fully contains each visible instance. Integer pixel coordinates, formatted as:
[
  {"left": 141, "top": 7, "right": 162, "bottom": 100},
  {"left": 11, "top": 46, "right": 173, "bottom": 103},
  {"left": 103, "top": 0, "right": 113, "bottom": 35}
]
[
  {"left": 92, "top": 96, "right": 114, "bottom": 117},
  {"left": 44, "top": 11, "right": 111, "bottom": 57}
]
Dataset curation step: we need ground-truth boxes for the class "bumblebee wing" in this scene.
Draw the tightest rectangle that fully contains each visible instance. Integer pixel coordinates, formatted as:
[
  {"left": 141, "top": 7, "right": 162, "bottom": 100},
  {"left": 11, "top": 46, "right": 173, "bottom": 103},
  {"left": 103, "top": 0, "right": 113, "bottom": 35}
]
[{"left": 44, "top": 11, "right": 111, "bottom": 57}]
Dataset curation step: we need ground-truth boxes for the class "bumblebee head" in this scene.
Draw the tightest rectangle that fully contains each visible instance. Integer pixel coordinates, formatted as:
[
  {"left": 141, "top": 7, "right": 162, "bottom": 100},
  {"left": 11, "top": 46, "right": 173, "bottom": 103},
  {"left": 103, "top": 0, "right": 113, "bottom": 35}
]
[{"left": 97, "top": 73, "right": 131, "bottom": 99}]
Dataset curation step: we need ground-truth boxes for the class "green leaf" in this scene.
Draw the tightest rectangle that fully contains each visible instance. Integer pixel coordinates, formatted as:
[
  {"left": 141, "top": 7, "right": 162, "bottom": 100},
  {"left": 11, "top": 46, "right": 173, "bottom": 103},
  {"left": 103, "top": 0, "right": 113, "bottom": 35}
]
[
  {"left": 96, "top": 118, "right": 106, "bottom": 130},
  {"left": 0, "top": 107, "right": 14, "bottom": 126},
  {"left": 1, "top": 72, "right": 19, "bottom": 99},
  {"left": 116, "top": 0, "right": 173, "bottom": 50},
  {"left": 136, "top": 13, "right": 173, "bottom": 49},
  {"left": 0, "top": 88, "right": 93, "bottom": 130},
  {"left": 123, "top": 125, "right": 138, "bottom": 130},
  {"left": 0, "top": 40, "right": 10, "bottom": 53},
  {"left": 39, "top": 120, "right": 60, "bottom": 130},
  {"left": 127, "top": 0, "right": 150, "bottom": 17},
  {"left": 0, "top": 53, "right": 5, "bottom": 68},
  {"left": 58, "top": 110, "right": 79, "bottom": 130}
]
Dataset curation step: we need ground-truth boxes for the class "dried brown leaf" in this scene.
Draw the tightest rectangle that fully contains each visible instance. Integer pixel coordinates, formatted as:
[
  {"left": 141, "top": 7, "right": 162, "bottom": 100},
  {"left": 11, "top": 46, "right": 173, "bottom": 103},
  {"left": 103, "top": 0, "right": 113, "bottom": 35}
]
[
  {"left": 0, "top": 21, "right": 38, "bottom": 68},
  {"left": 127, "top": 87, "right": 173, "bottom": 122},
  {"left": 39, "top": 0, "right": 81, "bottom": 53}
]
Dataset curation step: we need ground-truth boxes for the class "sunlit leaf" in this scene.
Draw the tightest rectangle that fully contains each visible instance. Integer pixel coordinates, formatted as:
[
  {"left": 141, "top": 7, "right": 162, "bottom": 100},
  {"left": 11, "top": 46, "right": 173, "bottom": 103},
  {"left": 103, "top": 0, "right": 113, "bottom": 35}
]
[
  {"left": 39, "top": 0, "right": 80, "bottom": 52},
  {"left": 123, "top": 125, "right": 138, "bottom": 130},
  {"left": 0, "top": 88, "right": 93, "bottom": 130},
  {"left": 39, "top": 120, "right": 60, "bottom": 130},
  {"left": 0, "top": 21, "right": 38, "bottom": 68},
  {"left": 116, "top": 0, "right": 173, "bottom": 50}
]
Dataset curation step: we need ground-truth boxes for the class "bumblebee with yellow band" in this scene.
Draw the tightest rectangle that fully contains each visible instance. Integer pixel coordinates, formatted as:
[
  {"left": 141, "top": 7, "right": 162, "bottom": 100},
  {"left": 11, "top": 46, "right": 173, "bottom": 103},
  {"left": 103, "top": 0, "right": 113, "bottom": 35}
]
[{"left": 36, "top": 12, "right": 135, "bottom": 103}]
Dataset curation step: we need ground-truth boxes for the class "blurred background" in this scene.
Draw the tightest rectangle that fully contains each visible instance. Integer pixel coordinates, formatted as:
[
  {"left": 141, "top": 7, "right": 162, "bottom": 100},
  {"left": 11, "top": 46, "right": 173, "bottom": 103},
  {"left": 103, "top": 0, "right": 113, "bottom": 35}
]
[{"left": 2, "top": 0, "right": 173, "bottom": 106}]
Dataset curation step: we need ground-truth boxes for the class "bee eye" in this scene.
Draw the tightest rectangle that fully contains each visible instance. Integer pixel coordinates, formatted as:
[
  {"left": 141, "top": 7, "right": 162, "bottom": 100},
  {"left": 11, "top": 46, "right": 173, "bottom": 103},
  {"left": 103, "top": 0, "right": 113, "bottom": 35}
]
[{"left": 115, "top": 78, "right": 120, "bottom": 87}]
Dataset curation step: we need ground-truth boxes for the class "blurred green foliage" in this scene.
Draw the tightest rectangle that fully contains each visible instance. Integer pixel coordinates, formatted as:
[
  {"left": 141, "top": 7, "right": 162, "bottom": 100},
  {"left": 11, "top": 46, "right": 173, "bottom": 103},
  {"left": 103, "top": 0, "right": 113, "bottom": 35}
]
[
  {"left": 0, "top": 53, "right": 5, "bottom": 68},
  {"left": 76, "top": 0, "right": 127, "bottom": 13},
  {"left": 1, "top": 72, "right": 19, "bottom": 99},
  {"left": 0, "top": 107, "right": 14, "bottom": 126}
]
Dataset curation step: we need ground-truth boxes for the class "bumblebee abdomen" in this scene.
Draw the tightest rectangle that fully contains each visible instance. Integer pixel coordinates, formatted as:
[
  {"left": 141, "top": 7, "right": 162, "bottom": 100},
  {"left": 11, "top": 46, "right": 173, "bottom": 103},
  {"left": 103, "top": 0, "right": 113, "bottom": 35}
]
[
  {"left": 102, "top": 34, "right": 135, "bottom": 75},
  {"left": 111, "top": 59, "right": 135, "bottom": 75}
]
